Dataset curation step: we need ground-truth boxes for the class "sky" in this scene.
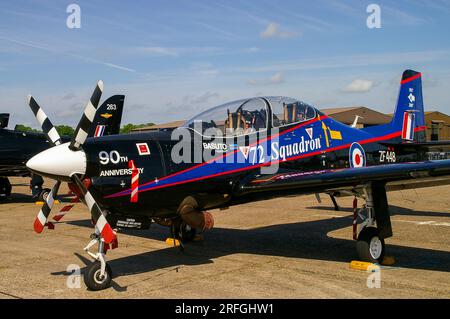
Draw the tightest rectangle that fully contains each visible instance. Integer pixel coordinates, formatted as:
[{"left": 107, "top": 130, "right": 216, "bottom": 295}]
[{"left": 1, "top": 0, "right": 450, "bottom": 128}]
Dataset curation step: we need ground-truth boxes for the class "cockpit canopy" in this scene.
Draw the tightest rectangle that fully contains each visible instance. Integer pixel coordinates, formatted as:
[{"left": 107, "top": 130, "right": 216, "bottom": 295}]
[{"left": 182, "top": 96, "right": 319, "bottom": 136}]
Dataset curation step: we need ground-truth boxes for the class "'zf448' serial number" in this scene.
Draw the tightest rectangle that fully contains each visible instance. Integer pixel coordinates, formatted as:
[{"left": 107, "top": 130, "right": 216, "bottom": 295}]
[{"left": 379, "top": 150, "right": 396, "bottom": 163}]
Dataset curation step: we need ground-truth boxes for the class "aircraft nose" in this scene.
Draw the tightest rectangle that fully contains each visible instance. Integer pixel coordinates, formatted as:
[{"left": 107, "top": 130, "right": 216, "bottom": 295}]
[{"left": 26, "top": 142, "right": 86, "bottom": 180}]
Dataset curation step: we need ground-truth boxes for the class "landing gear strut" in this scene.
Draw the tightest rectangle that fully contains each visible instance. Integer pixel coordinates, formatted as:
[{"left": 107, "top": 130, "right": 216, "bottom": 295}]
[
  {"left": 173, "top": 220, "right": 197, "bottom": 243},
  {"left": 353, "top": 182, "right": 392, "bottom": 263},
  {"left": 83, "top": 233, "right": 112, "bottom": 291}
]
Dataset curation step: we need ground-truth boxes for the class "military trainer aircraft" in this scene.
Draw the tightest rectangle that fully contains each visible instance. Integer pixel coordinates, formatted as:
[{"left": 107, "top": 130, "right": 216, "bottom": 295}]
[
  {"left": 25, "top": 70, "right": 450, "bottom": 290},
  {"left": 0, "top": 94, "right": 124, "bottom": 200}
]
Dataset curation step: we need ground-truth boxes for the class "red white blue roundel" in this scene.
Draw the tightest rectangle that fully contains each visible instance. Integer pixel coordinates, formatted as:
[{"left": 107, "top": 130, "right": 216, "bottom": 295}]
[{"left": 349, "top": 143, "right": 366, "bottom": 168}]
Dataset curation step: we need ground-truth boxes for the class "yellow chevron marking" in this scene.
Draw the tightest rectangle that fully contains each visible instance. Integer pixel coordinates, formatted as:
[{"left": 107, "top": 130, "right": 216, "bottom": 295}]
[{"left": 321, "top": 122, "right": 330, "bottom": 147}]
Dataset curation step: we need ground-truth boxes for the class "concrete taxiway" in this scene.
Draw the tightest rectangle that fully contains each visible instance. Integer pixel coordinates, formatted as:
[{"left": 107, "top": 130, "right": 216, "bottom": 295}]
[{"left": 0, "top": 177, "right": 449, "bottom": 298}]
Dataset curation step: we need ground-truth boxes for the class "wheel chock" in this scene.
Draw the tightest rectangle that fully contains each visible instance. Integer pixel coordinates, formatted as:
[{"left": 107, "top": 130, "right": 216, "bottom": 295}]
[
  {"left": 165, "top": 238, "right": 181, "bottom": 246},
  {"left": 349, "top": 260, "right": 380, "bottom": 271},
  {"left": 35, "top": 200, "right": 60, "bottom": 205}
]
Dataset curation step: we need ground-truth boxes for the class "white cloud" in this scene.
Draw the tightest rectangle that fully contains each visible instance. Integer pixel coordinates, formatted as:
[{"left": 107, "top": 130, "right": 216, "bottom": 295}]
[
  {"left": 260, "top": 22, "right": 299, "bottom": 39},
  {"left": 342, "top": 79, "right": 374, "bottom": 93},
  {"left": 62, "top": 93, "right": 76, "bottom": 100},
  {"left": 270, "top": 72, "right": 284, "bottom": 84},
  {"left": 137, "top": 46, "right": 221, "bottom": 57},
  {"left": 165, "top": 92, "right": 221, "bottom": 114},
  {"left": 189, "top": 92, "right": 220, "bottom": 105},
  {"left": 248, "top": 72, "right": 285, "bottom": 86},
  {"left": 140, "top": 47, "right": 179, "bottom": 57},
  {"left": 244, "top": 47, "right": 261, "bottom": 53}
]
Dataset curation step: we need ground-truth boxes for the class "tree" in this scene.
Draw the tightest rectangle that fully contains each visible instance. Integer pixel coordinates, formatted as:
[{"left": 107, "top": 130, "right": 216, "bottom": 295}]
[
  {"left": 120, "top": 123, "right": 136, "bottom": 134},
  {"left": 14, "top": 124, "right": 40, "bottom": 133},
  {"left": 55, "top": 125, "right": 75, "bottom": 137},
  {"left": 120, "top": 123, "right": 155, "bottom": 134}
]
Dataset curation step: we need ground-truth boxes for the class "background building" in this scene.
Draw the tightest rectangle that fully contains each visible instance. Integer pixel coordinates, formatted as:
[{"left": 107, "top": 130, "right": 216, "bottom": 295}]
[
  {"left": 320, "top": 106, "right": 392, "bottom": 128},
  {"left": 131, "top": 120, "right": 185, "bottom": 133},
  {"left": 424, "top": 111, "right": 450, "bottom": 141}
]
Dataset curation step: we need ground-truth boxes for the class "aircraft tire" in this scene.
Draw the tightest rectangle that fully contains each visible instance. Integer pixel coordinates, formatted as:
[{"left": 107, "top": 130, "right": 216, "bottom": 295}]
[
  {"left": 84, "top": 261, "right": 112, "bottom": 291},
  {"left": 356, "top": 227, "right": 385, "bottom": 263}
]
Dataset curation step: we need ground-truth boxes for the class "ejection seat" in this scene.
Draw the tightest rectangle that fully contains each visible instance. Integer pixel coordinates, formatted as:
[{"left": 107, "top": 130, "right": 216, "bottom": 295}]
[{"left": 224, "top": 109, "right": 266, "bottom": 136}]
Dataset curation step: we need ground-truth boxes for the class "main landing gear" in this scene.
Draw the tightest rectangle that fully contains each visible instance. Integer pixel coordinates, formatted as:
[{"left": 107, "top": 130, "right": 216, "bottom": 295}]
[
  {"left": 173, "top": 220, "right": 197, "bottom": 243},
  {"left": 352, "top": 182, "right": 393, "bottom": 264},
  {"left": 30, "top": 174, "right": 50, "bottom": 201},
  {"left": 83, "top": 233, "right": 113, "bottom": 291}
]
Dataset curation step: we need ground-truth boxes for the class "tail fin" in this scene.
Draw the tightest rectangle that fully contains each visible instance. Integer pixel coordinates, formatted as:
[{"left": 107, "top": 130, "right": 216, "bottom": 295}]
[
  {"left": 390, "top": 70, "right": 426, "bottom": 142},
  {"left": 0, "top": 113, "right": 9, "bottom": 129},
  {"left": 88, "top": 95, "right": 125, "bottom": 137}
]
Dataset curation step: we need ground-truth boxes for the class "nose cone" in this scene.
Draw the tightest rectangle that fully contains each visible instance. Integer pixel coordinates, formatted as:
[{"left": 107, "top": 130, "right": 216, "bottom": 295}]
[{"left": 27, "top": 142, "right": 86, "bottom": 180}]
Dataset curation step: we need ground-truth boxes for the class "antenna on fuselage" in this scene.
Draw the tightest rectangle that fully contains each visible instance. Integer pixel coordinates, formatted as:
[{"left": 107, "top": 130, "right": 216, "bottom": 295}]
[{"left": 351, "top": 115, "right": 364, "bottom": 128}]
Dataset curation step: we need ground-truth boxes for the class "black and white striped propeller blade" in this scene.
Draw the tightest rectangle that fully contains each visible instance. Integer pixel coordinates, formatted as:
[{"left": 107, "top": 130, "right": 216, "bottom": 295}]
[
  {"left": 69, "top": 81, "right": 104, "bottom": 151},
  {"left": 27, "top": 96, "right": 62, "bottom": 146},
  {"left": 33, "top": 181, "right": 61, "bottom": 233},
  {"left": 72, "top": 174, "right": 116, "bottom": 244}
]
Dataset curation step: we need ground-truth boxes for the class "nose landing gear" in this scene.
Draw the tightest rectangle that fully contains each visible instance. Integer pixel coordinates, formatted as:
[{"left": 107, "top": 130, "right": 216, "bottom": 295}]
[{"left": 83, "top": 233, "right": 113, "bottom": 291}]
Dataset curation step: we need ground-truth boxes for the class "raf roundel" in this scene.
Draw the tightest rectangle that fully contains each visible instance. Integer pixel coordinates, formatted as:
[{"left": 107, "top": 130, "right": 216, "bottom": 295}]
[{"left": 349, "top": 142, "right": 366, "bottom": 168}]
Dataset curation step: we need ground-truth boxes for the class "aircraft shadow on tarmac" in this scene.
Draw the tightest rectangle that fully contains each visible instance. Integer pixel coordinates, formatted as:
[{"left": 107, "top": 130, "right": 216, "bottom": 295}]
[
  {"left": 59, "top": 205, "right": 450, "bottom": 291},
  {"left": 0, "top": 193, "right": 36, "bottom": 204},
  {"left": 0, "top": 192, "right": 74, "bottom": 204},
  {"left": 308, "top": 205, "right": 450, "bottom": 219}
]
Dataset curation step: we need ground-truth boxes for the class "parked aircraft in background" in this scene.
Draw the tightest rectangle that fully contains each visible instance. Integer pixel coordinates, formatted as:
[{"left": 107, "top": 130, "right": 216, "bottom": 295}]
[{"left": 0, "top": 95, "right": 124, "bottom": 200}]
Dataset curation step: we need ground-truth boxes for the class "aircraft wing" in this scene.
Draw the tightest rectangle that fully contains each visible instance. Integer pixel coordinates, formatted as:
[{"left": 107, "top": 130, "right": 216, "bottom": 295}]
[{"left": 238, "top": 160, "right": 450, "bottom": 196}]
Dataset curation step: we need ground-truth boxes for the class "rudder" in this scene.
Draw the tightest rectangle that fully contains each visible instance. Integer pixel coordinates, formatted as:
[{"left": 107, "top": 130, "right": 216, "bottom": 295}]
[
  {"left": 88, "top": 95, "right": 125, "bottom": 137},
  {"left": 390, "top": 70, "right": 426, "bottom": 142}
]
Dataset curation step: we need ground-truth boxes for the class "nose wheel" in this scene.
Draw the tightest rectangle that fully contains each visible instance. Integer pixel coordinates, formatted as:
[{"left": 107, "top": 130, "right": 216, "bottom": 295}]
[{"left": 84, "top": 261, "right": 112, "bottom": 291}]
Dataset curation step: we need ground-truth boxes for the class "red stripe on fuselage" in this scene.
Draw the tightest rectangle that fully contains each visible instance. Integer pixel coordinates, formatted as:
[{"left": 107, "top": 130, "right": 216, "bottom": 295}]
[
  {"left": 134, "top": 117, "right": 324, "bottom": 189},
  {"left": 105, "top": 124, "right": 426, "bottom": 199},
  {"left": 105, "top": 117, "right": 325, "bottom": 199}
]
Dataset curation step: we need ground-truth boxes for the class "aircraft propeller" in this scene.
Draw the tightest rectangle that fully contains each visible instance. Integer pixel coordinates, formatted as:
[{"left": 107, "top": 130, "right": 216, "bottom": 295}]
[
  {"left": 28, "top": 96, "right": 62, "bottom": 146},
  {"left": 26, "top": 81, "right": 117, "bottom": 244}
]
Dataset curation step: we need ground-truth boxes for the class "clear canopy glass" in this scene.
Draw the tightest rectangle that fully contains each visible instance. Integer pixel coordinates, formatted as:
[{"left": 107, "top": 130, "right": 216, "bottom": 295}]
[{"left": 182, "top": 96, "right": 318, "bottom": 136}]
